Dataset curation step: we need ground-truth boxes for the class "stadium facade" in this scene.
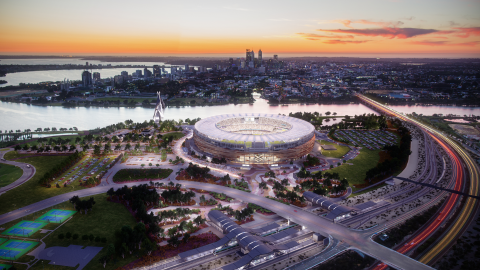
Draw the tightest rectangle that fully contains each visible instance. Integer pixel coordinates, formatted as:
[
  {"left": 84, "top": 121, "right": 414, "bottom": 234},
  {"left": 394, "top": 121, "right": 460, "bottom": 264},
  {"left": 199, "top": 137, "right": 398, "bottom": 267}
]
[{"left": 192, "top": 113, "right": 315, "bottom": 164}]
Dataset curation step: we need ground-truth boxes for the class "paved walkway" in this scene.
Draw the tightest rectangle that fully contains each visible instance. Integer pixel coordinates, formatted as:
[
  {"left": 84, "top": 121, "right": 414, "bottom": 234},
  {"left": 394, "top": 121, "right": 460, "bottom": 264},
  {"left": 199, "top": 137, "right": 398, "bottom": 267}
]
[{"left": 0, "top": 149, "right": 36, "bottom": 194}]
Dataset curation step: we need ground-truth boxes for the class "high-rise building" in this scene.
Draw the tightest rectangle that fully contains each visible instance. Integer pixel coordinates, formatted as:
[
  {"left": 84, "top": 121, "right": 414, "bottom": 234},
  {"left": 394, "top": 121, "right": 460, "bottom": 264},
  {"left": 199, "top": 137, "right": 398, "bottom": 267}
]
[
  {"left": 274, "top": 55, "right": 278, "bottom": 61},
  {"left": 82, "top": 70, "right": 92, "bottom": 87},
  {"left": 258, "top": 49, "right": 262, "bottom": 61},
  {"left": 246, "top": 49, "right": 251, "bottom": 62},
  {"left": 251, "top": 50, "right": 255, "bottom": 61},
  {"left": 93, "top": 72, "right": 101, "bottom": 81},
  {"left": 184, "top": 64, "right": 189, "bottom": 72},
  {"left": 153, "top": 65, "right": 161, "bottom": 77},
  {"left": 135, "top": 70, "right": 142, "bottom": 77},
  {"left": 229, "top": 58, "right": 234, "bottom": 66},
  {"left": 144, "top": 68, "right": 152, "bottom": 78},
  {"left": 171, "top": 66, "right": 177, "bottom": 75}
]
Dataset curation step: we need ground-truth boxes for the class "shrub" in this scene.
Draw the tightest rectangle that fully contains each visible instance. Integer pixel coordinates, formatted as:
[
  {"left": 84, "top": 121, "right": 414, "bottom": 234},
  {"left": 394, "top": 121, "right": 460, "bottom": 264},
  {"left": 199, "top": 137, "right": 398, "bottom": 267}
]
[
  {"left": 58, "top": 234, "right": 64, "bottom": 239},
  {"left": 73, "top": 234, "right": 79, "bottom": 240},
  {"left": 56, "top": 183, "right": 60, "bottom": 188},
  {"left": 66, "top": 232, "right": 72, "bottom": 239},
  {"left": 89, "top": 234, "right": 94, "bottom": 241},
  {"left": 82, "top": 234, "right": 88, "bottom": 241},
  {"left": 95, "top": 236, "right": 101, "bottom": 242},
  {"left": 101, "top": 237, "right": 107, "bottom": 243}
]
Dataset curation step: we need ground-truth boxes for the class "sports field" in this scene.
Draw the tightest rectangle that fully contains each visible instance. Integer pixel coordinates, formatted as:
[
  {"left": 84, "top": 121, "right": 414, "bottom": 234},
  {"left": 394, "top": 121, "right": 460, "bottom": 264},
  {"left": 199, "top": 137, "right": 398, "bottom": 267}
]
[
  {"left": 2, "top": 221, "right": 47, "bottom": 237},
  {"left": 0, "top": 263, "right": 13, "bottom": 269},
  {"left": 35, "top": 209, "right": 76, "bottom": 223},
  {"left": 0, "top": 239, "right": 38, "bottom": 260}
]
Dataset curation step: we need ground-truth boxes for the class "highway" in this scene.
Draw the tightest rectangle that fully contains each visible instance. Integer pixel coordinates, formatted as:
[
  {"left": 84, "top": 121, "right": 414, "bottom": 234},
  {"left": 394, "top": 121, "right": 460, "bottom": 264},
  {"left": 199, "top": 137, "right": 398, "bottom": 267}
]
[
  {"left": 356, "top": 94, "right": 480, "bottom": 269},
  {"left": 0, "top": 177, "right": 434, "bottom": 270},
  {"left": 3, "top": 96, "right": 476, "bottom": 269}
]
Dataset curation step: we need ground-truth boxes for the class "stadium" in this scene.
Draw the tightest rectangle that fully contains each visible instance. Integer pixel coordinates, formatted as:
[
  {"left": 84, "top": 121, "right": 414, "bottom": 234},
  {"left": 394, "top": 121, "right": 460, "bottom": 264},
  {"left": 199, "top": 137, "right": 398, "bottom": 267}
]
[{"left": 191, "top": 113, "right": 315, "bottom": 164}]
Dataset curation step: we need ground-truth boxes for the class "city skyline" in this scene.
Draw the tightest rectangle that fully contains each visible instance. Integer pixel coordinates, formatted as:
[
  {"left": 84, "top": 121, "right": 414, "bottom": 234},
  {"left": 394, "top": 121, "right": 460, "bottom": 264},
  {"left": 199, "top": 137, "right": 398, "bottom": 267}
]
[{"left": 0, "top": 0, "right": 479, "bottom": 57}]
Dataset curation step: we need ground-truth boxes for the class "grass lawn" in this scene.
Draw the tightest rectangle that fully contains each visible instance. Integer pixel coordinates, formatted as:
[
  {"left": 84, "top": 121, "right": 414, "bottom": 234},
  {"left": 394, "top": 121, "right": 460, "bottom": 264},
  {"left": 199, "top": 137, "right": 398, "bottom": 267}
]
[
  {"left": 162, "top": 131, "right": 185, "bottom": 141},
  {"left": 13, "top": 193, "right": 139, "bottom": 270},
  {"left": 0, "top": 154, "right": 89, "bottom": 215},
  {"left": 318, "top": 140, "right": 351, "bottom": 159},
  {"left": 0, "top": 163, "right": 23, "bottom": 188},
  {"left": 318, "top": 148, "right": 380, "bottom": 188}
]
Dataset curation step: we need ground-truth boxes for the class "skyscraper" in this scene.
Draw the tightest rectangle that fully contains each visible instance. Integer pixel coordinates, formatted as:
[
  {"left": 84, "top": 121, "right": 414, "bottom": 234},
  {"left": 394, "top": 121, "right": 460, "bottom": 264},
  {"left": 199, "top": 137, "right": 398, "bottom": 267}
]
[
  {"left": 144, "top": 68, "right": 152, "bottom": 78},
  {"left": 153, "top": 65, "right": 161, "bottom": 77},
  {"left": 82, "top": 70, "right": 92, "bottom": 87},
  {"left": 93, "top": 72, "right": 100, "bottom": 81},
  {"left": 171, "top": 66, "right": 177, "bottom": 75},
  {"left": 258, "top": 49, "right": 262, "bottom": 61},
  {"left": 184, "top": 64, "right": 189, "bottom": 72},
  {"left": 246, "top": 49, "right": 251, "bottom": 62},
  {"left": 274, "top": 55, "right": 278, "bottom": 61}
]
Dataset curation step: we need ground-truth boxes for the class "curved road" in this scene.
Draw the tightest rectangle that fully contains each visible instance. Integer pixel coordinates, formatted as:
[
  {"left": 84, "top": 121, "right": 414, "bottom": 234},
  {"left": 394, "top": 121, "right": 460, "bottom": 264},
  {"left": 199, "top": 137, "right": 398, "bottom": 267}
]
[
  {"left": 0, "top": 149, "right": 36, "bottom": 193},
  {"left": 0, "top": 177, "right": 433, "bottom": 270}
]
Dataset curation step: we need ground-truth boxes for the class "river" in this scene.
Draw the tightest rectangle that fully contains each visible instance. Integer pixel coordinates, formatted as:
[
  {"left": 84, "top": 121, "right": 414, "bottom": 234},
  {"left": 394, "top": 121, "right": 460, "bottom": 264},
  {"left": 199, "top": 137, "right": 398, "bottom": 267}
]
[
  {"left": 1, "top": 95, "right": 479, "bottom": 131},
  {"left": 0, "top": 58, "right": 192, "bottom": 86}
]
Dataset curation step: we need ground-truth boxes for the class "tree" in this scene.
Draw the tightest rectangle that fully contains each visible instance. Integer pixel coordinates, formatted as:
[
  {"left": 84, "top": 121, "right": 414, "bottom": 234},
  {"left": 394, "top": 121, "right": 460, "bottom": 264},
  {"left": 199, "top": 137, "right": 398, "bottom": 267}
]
[
  {"left": 323, "top": 179, "right": 331, "bottom": 187},
  {"left": 259, "top": 181, "right": 268, "bottom": 190},
  {"left": 167, "top": 235, "right": 180, "bottom": 247},
  {"left": 14, "top": 145, "right": 21, "bottom": 151},
  {"left": 281, "top": 178, "right": 290, "bottom": 186},
  {"left": 183, "top": 232, "right": 191, "bottom": 243},
  {"left": 144, "top": 238, "right": 156, "bottom": 255}
]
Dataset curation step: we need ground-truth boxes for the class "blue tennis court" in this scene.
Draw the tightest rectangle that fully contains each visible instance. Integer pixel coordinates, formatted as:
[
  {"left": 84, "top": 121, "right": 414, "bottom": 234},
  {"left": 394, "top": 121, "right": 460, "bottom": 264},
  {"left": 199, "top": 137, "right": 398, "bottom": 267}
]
[
  {"left": 40, "top": 216, "right": 63, "bottom": 222},
  {"left": 7, "top": 228, "right": 32, "bottom": 235},
  {"left": 49, "top": 210, "right": 71, "bottom": 216},
  {"left": 18, "top": 222, "right": 42, "bottom": 229},
  {"left": 18, "top": 222, "right": 32, "bottom": 227},
  {"left": 5, "top": 242, "right": 31, "bottom": 249},
  {"left": 0, "top": 249, "right": 20, "bottom": 258}
]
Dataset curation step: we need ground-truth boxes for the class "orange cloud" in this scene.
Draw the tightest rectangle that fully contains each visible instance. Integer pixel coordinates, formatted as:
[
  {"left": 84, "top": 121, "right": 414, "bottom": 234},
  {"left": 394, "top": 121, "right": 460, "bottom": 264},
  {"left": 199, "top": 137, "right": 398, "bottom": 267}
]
[
  {"left": 409, "top": 40, "right": 480, "bottom": 46},
  {"left": 453, "top": 27, "right": 480, "bottom": 38},
  {"left": 323, "top": 40, "right": 371, "bottom": 44},
  {"left": 296, "top": 33, "right": 355, "bottom": 40},
  {"left": 332, "top": 19, "right": 404, "bottom": 28},
  {"left": 317, "top": 28, "right": 439, "bottom": 39}
]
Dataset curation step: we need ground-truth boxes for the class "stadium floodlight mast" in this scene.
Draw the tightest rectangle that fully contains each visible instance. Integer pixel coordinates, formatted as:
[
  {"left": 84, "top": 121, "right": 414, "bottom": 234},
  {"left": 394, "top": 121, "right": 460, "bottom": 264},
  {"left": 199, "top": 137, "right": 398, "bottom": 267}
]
[{"left": 153, "top": 91, "right": 166, "bottom": 124}]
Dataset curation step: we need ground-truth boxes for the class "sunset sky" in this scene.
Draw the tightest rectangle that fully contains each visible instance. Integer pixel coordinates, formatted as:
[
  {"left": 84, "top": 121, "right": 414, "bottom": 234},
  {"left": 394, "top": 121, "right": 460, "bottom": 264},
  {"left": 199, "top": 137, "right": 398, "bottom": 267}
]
[{"left": 1, "top": 0, "right": 479, "bottom": 57}]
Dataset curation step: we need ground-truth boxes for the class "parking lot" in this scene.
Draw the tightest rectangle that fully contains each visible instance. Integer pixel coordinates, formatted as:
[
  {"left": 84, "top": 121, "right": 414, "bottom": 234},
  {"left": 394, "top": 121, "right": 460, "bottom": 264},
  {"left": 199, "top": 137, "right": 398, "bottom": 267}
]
[{"left": 334, "top": 130, "right": 399, "bottom": 150}]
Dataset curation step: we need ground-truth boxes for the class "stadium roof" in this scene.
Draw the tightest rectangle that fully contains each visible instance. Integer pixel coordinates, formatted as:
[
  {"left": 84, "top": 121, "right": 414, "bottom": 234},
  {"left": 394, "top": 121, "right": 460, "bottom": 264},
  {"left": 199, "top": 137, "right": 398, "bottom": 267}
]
[{"left": 194, "top": 113, "right": 315, "bottom": 143}]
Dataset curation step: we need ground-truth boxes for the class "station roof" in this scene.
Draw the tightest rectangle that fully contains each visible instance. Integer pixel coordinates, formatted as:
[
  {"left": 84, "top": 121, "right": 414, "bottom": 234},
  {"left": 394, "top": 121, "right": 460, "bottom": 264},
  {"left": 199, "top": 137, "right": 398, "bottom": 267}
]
[{"left": 303, "top": 191, "right": 351, "bottom": 219}]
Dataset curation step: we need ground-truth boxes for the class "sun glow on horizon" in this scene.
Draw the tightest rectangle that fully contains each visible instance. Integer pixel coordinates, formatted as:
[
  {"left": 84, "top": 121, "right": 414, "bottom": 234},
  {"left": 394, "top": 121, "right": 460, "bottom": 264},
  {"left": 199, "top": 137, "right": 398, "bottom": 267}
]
[{"left": 0, "top": 0, "right": 479, "bottom": 57}]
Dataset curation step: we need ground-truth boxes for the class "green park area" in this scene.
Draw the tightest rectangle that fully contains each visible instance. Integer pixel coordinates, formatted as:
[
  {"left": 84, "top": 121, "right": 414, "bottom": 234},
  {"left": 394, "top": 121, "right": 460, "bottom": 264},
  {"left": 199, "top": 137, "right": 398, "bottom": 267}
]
[
  {"left": 318, "top": 140, "right": 351, "bottom": 159},
  {"left": 0, "top": 153, "right": 86, "bottom": 215},
  {"left": 317, "top": 148, "right": 381, "bottom": 188},
  {"left": 25, "top": 193, "right": 138, "bottom": 270},
  {"left": 0, "top": 163, "right": 23, "bottom": 188}
]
